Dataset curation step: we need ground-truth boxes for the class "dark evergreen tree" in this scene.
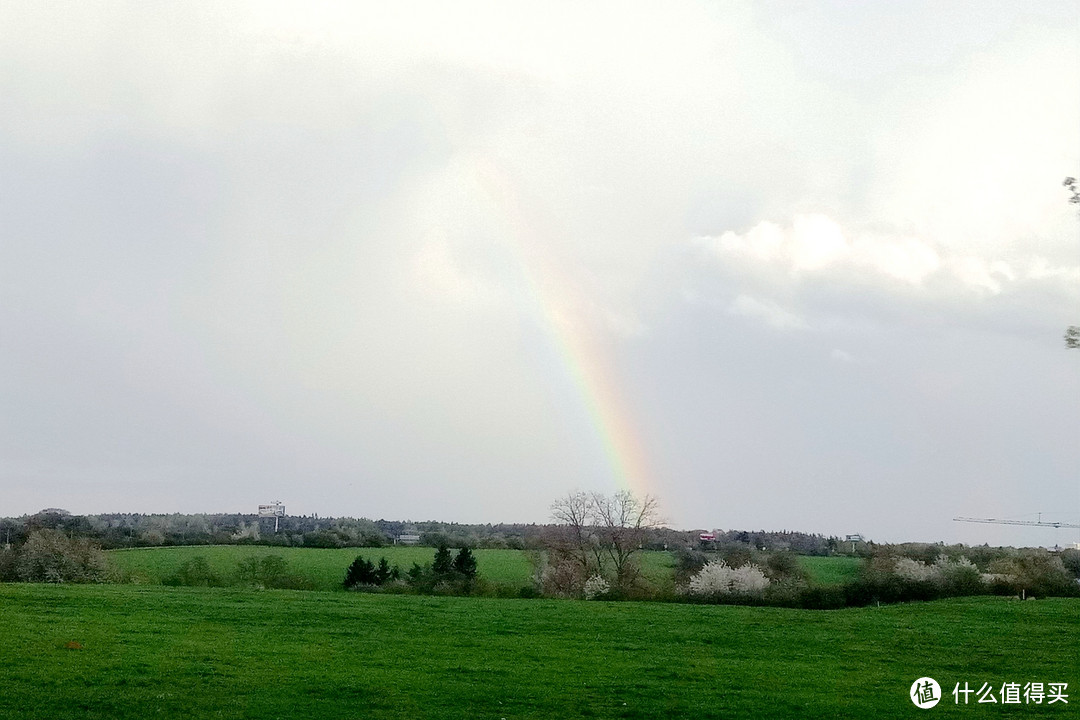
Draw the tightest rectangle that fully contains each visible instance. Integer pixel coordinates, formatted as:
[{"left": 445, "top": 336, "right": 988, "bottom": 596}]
[
  {"left": 375, "top": 557, "right": 396, "bottom": 584},
  {"left": 432, "top": 544, "right": 454, "bottom": 577},
  {"left": 453, "top": 547, "right": 478, "bottom": 579},
  {"left": 343, "top": 556, "right": 378, "bottom": 588},
  {"left": 406, "top": 562, "right": 425, "bottom": 583}
]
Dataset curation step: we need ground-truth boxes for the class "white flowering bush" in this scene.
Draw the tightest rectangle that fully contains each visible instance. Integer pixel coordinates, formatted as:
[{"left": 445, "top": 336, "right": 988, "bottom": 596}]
[
  {"left": 731, "top": 564, "right": 771, "bottom": 593},
  {"left": 687, "top": 561, "right": 770, "bottom": 597},
  {"left": 935, "top": 555, "right": 980, "bottom": 582},
  {"left": 582, "top": 574, "right": 610, "bottom": 600},
  {"left": 937, "top": 555, "right": 977, "bottom": 571},
  {"left": 889, "top": 554, "right": 987, "bottom": 595},
  {"left": 980, "top": 572, "right": 1010, "bottom": 584},
  {"left": 893, "top": 557, "right": 937, "bottom": 582}
]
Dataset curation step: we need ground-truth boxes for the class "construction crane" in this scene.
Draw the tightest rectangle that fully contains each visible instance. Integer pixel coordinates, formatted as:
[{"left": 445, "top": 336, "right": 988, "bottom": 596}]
[{"left": 953, "top": 515, "right": 1080, "bottom": 530}]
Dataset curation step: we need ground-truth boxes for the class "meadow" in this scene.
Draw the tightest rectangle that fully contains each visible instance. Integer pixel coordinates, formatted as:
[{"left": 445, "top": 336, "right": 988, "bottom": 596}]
[
  {"left": 108, "top": 545, "right": 537, "bottom": 591},
  {"left": 796, "top": 555, "right": 862, "bottom": 586},
  {"left": 0, "top": 583, "right": 1076, "bottom": 719},
  {"left": 106, "top": 546, "right": 841, "bottom": 593}
]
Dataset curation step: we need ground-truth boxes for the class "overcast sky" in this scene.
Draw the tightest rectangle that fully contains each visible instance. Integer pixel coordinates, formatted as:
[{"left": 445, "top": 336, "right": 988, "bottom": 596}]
[{"left": 2, "top": 1, "right": 1078, "bottom": 545}]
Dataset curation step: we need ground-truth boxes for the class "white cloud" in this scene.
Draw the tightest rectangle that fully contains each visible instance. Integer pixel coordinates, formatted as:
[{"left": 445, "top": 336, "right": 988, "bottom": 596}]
[
  {"left": 943, "top": 257, "right": 1019, "bottom": 295},
  {"left": 852, "top": 234, "right": 941, "bottom": 285},
  {"left": 717, "top": 221, "right": 785, "bottom": 262},
  {"left": 829, "top": 347, "right": 855, "bottom": 362},
  {"left": 703, "top": 213, "right": 945, "bottom": 285},
  {"left": 830, "top": 348, "right": 854, "bottom": 363},
  {"left": 1026, "top": 257, "right": 1080, "bottom": 283},
  {"left": 701, "top": 212, "right": 1078, "bottom": 298},
  {"left": 727, "top": 294, "right": 808, "bottom": 331},
  {"left": 789, "top": 214, "right": 848, "bottom": 272},
  {"left": 412, "top": 239, "right": 491, "bottom": 305},
  {"left": 603, "top": 310, "right": 647, "bottom": 339},
  {"left": 863, "top": 23, "right": 1079, "bottom": 264}
]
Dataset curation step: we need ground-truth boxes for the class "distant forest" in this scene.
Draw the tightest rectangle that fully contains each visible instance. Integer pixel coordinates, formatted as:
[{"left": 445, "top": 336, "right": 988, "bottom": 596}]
[{"left": 0, "top": 508, "right": 843, "bottom": 556}]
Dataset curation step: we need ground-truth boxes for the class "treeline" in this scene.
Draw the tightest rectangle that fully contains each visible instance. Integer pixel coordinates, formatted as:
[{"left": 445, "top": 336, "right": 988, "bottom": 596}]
[
  {"left": 343, "top": 546, "right": 481, "bottom": 595},
  {"left": 0, "top": 510, "right": 544, "bottom": 550},
  {"left": 0, "top": 529, "right": 112, "bottom": 583},
  {"left": 162, "top": 555, "right": 314, "bottom": 590},
  {"left": 0, "top": 509, "right": 840, "bottom": 555},
  {"left": 677, "top": 544, "right": 1080, "bottom": 609}
]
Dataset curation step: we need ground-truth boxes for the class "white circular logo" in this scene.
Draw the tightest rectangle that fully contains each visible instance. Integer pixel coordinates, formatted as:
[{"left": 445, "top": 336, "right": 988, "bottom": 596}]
[{"left": 910, "top": 677, "right": 941, "bottom": 709}]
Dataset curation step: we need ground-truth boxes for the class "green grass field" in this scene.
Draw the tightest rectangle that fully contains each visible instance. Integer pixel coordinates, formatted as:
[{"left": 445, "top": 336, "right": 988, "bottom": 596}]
[
  {"left": 0, "top": 583, "right": 1076, "bottom": 719},
  {"left": 108, "top": 546, "right": 536, "bottom": 591},
  {"left": 797, "top": 555, "right": 863, "bottom": 586},
  {"left": 108, "top": 546, "right": 845, "bottom": 593}
]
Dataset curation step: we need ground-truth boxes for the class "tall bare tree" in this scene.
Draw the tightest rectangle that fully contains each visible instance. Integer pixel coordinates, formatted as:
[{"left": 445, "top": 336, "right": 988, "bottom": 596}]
[
  {"left": 589, "top": 490, "right": 661, "bottom": 591},
  {"left": 548, "top": 491, "right": 601, "bottom": 579},
  {"left": 546, "top": 490, "right": 661, "bottom": 595}
]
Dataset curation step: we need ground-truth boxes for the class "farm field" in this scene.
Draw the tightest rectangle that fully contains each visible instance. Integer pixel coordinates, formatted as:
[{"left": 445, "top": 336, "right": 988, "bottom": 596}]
[{"left": 0, "top": 583, "right": 1076, "bottom": 719}]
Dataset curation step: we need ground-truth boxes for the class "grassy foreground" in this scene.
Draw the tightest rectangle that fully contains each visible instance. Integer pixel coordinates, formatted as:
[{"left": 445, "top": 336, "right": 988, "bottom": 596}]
[{"left": 1, "top": 584, "right": 1076, "bottom": 719}]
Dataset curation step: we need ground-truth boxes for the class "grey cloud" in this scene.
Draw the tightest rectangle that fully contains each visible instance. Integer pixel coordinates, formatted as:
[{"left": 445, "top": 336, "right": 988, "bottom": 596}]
[{"left": 1, "top": 1, "right": 1077, "bottom": 543}]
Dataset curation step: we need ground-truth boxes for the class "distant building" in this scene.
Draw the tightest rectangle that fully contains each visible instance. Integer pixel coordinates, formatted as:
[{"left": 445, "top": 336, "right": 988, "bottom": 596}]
[
  {"left": 258, "top": 502, "right": 286, "bottom": 532},
  {"left": 258, "top": 502, "right": 286, "bottom": 518},
  {"left": 699, "top": 533, "right": 716, "bottom": 542},
  {"left": 396, "top": 534, "right": 422, "bottom": 545}
]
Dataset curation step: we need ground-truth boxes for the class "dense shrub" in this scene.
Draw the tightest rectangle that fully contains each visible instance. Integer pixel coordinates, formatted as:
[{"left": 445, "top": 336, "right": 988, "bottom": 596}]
[
  {"left": 344, "top": 556, "right": 377, "bottom": 588},
  {"left": 764, "top": 551, "right": 807, "bottom": 582},
  {"left": 893, "top": 557, "right": 937, "bottom": 582},
  {"left": 235, "top": 555, "right": 313, "bottom": 590},
  {"left": 1060, "top": 549, "right": 1080, "bottom": 579},
  {"left": 163, "top": 556, "right": 224, "bottom": 587},
  {"left": 687, "top": 561, "right": 770, "bottom": 598},
  {"left": 934, "top": 556, "right": 985, "bottom": 596},
  {"left": 789, "top": 584, "right": 847, "bottom": 610},
  {"left": 540, "top": 556, "right": 586, "bottom": 598},
  {"left": 359, "top": 532, "right": 386, "bottom": 548},
  {"left": 714, "top": 544, "right": 753, "bottom": 571},
  {"left": 302, "top": 531, "right": 344, "bottom": 548},
  {"left": 403, "top": 547, "right": 481, "bottom": 595},
  {"left": 883, "top": 554, "right": 985, "bottom": 598},
  {"left": 432, "top": 545, "right": 454, "bottom": 576},
  {"left": 452, "top": 547, "right": 478, "bottom": 578},
  {"left": 15, "top": 530, "right": 109, "bottom": 583},
  {"left": 583, "top": 574, "right": 611, "bottom": 600},
  {"left": 674, "top": 548, "right": 708, "bottom": 582},
  {"left": 990, "top": 553, "right": 1078, "bottom": 598},
  {"left": 0, "top": 547, "right": 17, "bottom": 582},
  {"left": 343, "top": 555, "right": 400, "bottom": 589},
  {"left": 825, "top": 554, "right": 995, "bottom": 607},
  {"left": 376, "top": 558, "right": 398, "bottom": 583}
]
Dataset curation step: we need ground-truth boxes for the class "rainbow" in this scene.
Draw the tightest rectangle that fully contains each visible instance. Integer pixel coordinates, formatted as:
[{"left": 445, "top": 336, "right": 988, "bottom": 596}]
[{"left": 475, "top": 158, "right": 653, "bottom": 499}]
